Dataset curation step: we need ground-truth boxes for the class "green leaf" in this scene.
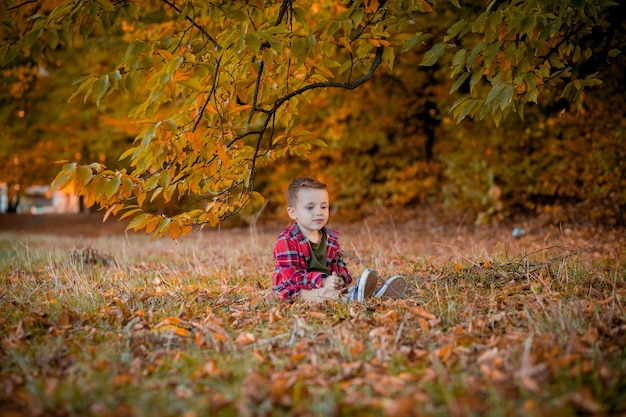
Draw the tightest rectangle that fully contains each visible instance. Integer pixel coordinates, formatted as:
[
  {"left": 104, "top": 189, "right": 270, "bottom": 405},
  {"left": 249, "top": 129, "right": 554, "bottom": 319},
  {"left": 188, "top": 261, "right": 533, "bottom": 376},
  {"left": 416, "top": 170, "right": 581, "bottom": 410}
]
[
  {"left": 95, "top": 0, "right": 116, "bottom": 12},
  {"left": 382, "top": 47, "right": 395, "bottom": 70},
  {"left": 445, "top": 20, "right": 468, "bottom": 42},
  {"left": 119, "top": 146, "right": 139, "bottom": 161},
  {"left": 451, "top": 98, "right": 481, "bottom": 122},
  {"left": 123, "top": 3, "right": 139, "bottom": 19},
  {"left": 450, "top": 49, "right": 467, "bottom": 77},
  {"left": 401, "top": 32, "right": 431, "bottom": 53},
  {"left": 483, "top": 41, "right": 502, "bottom": 67},
  {"left": 497, "top": 85, "right": 514, "bottom": 110},
  {"left": 75, "top": 165, "right": 94, "bottom": 189},
  {"left": 520, "top": 15, "right": 537, "bottom": 38},
  {"left": 420, "top": 43, "right": 445, "bottom": 67},
  {"left": 450, "top": 72, "right": 470, "bottom": 94},
  {"left": 127, "top": 213, "right": 151, "bottom": 231},
  {"left": 158, "top": 170, "right": 171, "bottom": 188},
  {"left": 23, "top": 27, "right": 43, "bottom": 49},
  {"left": 103, "top": 176, "right": 121, "bottom": 199},
  {"left": 92, "top": 75, "right": 110, "bottom": 106},
  {"left": 52, "top": 170, "right": 74, "bottom": 191},
  {"left": 608, "top": 48, "right": 621, "bottom": 58},
  {"left": 485, "top": 83, "right": 505, "bottom": 106},
  {"left": 467, "top": 42, "right": 487, "bottom": 68}
]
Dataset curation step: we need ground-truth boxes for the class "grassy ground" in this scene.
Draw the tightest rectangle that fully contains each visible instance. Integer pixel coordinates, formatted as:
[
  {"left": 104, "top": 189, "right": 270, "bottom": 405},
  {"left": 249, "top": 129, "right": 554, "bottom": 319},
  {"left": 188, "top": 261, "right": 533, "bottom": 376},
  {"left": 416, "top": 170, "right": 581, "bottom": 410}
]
[{"left": 0, "top": 212, "right": 624, "bottom": 416}]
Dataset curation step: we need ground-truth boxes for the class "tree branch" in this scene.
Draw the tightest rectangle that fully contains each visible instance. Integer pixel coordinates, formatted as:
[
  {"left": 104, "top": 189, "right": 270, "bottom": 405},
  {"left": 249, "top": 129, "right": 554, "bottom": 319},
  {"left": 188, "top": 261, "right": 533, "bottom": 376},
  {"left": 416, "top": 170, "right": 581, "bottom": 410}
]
[
  {"left": 7, "top": 0, "right": 36, "bottom": 11},
  {"left": 273, "top": 46, "right": 384, "bottom": 112},
  {"left": 161, "top": 0, "right": 221, "bottom": 51},
  {"left": 193, "top": 55, "right": 222, "bottom": 131}
]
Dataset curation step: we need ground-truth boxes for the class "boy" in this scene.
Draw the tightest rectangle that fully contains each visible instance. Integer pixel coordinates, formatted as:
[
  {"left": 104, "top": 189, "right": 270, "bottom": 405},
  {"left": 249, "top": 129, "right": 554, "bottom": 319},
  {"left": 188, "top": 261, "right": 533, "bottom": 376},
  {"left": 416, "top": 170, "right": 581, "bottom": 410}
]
[{"left": 272, "top": 177, "right": 407, "bottom": 303}]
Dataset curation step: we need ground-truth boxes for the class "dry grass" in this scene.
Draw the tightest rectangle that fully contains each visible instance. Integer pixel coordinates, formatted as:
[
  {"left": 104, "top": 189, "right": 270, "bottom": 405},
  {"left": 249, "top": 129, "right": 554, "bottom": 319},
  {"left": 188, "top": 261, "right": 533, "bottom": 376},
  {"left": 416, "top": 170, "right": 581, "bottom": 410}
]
[{"left": 0, "top": 214, "right": 624, "bottom": 416}]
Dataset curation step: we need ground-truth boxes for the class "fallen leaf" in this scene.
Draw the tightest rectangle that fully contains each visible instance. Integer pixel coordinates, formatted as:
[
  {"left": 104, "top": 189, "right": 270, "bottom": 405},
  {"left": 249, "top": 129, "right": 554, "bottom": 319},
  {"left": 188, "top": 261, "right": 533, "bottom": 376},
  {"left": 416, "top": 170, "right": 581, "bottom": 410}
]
[
  {"left": 153, "top": 324, "right": 190, "bottom": 337},
  {"left": 381, "top": 396, "right": 415, "bottom": 417},
  {"left": 152, "top": 317, "right": 190, "bottom": 336},
  {"left": 410, "top": 306, "right": 436, "bottom": 320},
  {"left": 203, "top": 360, "right": 220, "bottom": 376},
  {"left": 580, "top": 327, "right": 599, "bottom": 346},
  {"left": 212, "top": 332, "right": 228, "bottom": 343},
  {"left": 308, "top": 311, "right": 327, "bottom": 320},
  {"left": 520, "top": 375, "right": 540, "bottom": 393},
  {"left": 438, "top": 343, "right": 454, "bottom": 363},
  {"left": 236, "top": 332, "right": 255, "bottom": 346}
]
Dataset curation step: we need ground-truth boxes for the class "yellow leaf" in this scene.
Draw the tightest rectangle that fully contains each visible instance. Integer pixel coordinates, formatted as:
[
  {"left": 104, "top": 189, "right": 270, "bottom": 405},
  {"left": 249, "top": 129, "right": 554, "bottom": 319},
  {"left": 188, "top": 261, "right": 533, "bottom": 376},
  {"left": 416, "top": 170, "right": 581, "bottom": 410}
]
[
  {"left": 127, "top": 213, "right": 150, "bottom": 231},
  {"left": 169, "top": 221, "right": 181, "bottom": 240},
  {"left": 75, "top": 165, "right": 93, "bottom": 189},
  {"left": 156, "top": 49, "right": 174, "bottom": 61},
  {"left": 217, "top": 145, "right": 230, "bottom": 168},
  {"left": 102, "top": 203, "right": 121, "bottom": 223}
]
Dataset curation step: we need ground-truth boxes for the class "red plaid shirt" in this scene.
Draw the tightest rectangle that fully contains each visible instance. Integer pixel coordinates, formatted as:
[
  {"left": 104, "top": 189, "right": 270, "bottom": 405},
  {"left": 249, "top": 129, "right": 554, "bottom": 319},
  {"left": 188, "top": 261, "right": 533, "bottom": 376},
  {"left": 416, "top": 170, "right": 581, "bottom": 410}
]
[{"left": 272, "top": 223, "right": 352, "bottom": 300}]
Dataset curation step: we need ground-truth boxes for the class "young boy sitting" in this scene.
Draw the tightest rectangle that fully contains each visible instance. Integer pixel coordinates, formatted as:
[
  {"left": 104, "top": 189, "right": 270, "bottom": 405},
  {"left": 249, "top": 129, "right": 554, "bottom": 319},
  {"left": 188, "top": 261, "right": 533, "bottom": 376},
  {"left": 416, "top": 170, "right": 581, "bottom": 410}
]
[{"left": 272, "top": 177, "right": 407, "bottom": 303}]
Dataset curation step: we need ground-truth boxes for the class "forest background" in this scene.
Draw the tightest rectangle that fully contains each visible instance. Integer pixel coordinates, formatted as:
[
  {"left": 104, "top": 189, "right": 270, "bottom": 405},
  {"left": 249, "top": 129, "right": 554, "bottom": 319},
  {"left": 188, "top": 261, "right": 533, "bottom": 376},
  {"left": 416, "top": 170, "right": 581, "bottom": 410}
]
[{"left": 1, "top": 0, "right": 624, "bottom": 233}]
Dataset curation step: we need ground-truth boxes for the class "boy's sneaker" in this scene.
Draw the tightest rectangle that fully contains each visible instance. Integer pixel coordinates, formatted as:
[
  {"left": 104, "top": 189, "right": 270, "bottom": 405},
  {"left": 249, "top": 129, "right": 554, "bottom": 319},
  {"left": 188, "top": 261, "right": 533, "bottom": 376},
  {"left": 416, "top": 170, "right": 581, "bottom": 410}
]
[
  {"left": 356, "top": 269, "right": 378, "bottom": 302},
  {"left": 373, "top": 275, "right": 407, "bottom": 300}
]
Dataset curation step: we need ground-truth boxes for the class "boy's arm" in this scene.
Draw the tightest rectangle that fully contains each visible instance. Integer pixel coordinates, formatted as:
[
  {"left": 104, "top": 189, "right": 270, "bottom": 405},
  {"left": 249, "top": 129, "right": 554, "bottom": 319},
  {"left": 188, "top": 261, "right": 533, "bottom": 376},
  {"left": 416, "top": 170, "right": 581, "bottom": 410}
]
[
  {"left": 326, "top": 233, "right": 352, "bottom": 286},
  {"left": 272, "top": 236, "right": 325, "bottom": 300}
]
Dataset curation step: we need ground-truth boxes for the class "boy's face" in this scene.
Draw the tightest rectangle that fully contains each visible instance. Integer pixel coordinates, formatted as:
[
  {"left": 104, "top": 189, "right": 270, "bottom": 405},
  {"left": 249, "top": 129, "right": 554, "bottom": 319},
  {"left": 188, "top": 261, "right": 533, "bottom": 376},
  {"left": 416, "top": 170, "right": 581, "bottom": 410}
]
[{"left": 287, "top": 187, "right": 330, "bottom": 237}]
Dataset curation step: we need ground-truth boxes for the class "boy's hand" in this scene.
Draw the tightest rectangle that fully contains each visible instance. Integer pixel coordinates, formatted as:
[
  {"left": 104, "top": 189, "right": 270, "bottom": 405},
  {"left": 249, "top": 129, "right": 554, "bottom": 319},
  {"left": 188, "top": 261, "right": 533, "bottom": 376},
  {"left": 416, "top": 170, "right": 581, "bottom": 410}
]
[
  {"left": 323, "top": 272, "right": 344, "bottom": 290},
  {"left": 301, "top": 286, "right": 340, "bottom": 303}
]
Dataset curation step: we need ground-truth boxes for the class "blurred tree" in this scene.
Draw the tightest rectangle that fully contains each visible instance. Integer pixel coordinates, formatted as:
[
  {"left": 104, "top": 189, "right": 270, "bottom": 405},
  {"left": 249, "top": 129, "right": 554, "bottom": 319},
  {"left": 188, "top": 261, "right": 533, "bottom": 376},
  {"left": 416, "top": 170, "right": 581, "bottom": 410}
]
[
  {"left": 1, "top": 0, "right": 622, "bottom": 235},
  {"left": 0, "top": 1, "right": 137, "bottom": 212}
]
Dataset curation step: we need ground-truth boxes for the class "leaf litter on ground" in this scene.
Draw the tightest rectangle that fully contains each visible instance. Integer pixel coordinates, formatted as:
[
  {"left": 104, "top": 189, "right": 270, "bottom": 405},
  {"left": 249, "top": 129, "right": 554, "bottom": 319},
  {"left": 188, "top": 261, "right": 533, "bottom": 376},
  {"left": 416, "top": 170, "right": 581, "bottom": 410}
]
[{"left": 0, "top": 213, "right": 624, "bottom": 416}]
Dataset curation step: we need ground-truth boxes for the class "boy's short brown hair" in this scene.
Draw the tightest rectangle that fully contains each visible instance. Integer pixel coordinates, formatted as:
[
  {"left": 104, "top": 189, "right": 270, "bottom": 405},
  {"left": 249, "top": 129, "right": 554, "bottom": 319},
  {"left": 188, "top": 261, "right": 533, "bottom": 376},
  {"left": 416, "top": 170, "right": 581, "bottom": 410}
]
[{"left": 286, "top": 177, "right": 327, "bottom": 207}]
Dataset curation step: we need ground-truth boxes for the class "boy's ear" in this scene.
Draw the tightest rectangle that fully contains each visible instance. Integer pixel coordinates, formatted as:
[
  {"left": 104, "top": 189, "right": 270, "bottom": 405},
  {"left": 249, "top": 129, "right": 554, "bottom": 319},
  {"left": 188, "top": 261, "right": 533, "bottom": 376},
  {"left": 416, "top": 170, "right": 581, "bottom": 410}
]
[{"left": 287, "top": 206, "right": 297, "bottom": 220}]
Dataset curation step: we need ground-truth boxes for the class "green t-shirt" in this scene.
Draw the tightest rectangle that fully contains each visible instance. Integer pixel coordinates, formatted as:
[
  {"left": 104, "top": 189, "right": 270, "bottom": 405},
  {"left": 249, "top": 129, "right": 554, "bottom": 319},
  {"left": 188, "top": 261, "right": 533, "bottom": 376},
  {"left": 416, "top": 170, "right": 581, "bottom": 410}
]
[{"left": 308, "top": 233, "right": 330, "bottom": 276}]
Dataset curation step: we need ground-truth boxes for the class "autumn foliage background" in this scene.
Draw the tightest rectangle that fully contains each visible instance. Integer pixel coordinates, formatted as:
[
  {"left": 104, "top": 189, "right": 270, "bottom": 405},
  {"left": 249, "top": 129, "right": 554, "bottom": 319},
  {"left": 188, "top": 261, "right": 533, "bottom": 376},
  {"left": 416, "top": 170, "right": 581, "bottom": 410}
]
[
  {"left": 1, "top": 0, "right": 625, "bottom": 230},
  {"left": 1, "top": 0, "right": 625, "bottom": 416}
]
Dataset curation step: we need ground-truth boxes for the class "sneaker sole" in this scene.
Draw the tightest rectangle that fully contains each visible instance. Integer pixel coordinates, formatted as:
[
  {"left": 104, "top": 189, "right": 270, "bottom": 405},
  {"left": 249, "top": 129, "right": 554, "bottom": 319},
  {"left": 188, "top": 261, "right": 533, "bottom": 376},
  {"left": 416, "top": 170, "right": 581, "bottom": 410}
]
[
  {"left": 379, "top": 275, "right": 407, "bottom": 300},
  {"left": 357, "top": 269, "right": 379, "bottom": 302}
]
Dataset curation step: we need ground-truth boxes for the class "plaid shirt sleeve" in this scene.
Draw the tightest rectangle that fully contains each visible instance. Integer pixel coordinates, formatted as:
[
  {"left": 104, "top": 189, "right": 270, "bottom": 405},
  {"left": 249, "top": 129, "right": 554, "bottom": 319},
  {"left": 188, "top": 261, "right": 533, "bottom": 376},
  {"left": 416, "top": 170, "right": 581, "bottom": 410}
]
[
  {"left": 272, "top": 226, "right": 324, "bottom": 300},
  {"left": 326, "top": 229, "right": 353, "bottom": 286}
]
